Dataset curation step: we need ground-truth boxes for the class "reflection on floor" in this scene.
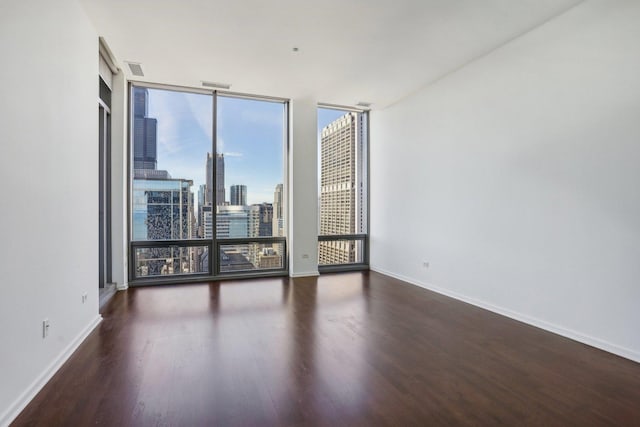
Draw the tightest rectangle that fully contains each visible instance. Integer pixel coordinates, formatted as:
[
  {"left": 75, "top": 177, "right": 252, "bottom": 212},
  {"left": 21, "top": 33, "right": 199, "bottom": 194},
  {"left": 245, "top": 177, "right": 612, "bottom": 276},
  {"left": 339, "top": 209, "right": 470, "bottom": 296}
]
[{"left": 98, "top": 282, "right": 116, "bottom": 310}]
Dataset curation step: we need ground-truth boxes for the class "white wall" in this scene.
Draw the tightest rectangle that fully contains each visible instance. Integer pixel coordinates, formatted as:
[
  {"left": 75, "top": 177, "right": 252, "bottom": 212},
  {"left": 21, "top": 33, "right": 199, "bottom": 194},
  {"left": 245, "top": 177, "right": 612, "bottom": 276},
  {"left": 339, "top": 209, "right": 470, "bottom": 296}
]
[
  {"left": 0, "top": 1, "right": 102, "bottom": 424},
  {"left": 370, "top": 0, "right": 640, "bottom": 362}
]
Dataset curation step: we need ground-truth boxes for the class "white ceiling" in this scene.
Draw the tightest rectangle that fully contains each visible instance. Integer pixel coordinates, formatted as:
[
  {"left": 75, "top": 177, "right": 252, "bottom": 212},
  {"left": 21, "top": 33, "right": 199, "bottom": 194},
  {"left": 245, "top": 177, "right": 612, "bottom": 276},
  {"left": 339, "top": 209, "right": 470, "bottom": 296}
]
[{"left": 81, "top": 0, "right": 580, "bottom": 109}]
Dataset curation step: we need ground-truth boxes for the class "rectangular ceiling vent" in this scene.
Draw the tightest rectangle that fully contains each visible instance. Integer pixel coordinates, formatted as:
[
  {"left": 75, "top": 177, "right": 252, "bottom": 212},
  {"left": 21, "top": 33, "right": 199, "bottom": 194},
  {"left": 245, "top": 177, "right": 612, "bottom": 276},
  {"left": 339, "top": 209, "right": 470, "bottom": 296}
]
[
  {"left": 202, "top": 81, "right": 231, "bottom": 90},
  {"left": 126, "top": 62, "right": 144, "bottom": 77}
]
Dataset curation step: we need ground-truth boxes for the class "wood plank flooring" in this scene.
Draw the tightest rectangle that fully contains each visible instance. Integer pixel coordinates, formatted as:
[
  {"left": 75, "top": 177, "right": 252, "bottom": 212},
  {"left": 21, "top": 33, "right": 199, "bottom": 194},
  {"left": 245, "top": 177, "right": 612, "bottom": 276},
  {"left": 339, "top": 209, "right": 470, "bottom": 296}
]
[{"left": 12, "top": 271, "right": 640, "bottom": 426}]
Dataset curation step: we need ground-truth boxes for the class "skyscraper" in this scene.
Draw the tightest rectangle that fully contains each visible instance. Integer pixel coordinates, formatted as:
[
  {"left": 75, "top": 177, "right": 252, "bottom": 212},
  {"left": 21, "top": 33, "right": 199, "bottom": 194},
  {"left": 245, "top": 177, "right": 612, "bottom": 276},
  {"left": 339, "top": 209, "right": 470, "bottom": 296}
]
[
  {"left": 254, "top": 203, "right": 273, "bottom": 237},
  {"left": 319, "top": 112, "right": 361, "bottom": 264},
  {"left": 205, "top": 153, "right": 213, "bottom": 205},
  {"left": 205, "top": 152, "right": 226, "bottom": 206},
  {"left": 216, "top": 205, "right": 250, "bottom": 238},
  {"left": 216, "top": 153, "right": 225, "bottom": 206},
  {"left": 131, "top": 86, "right": 196, "bottom": 276},
  {"left": 197, "top": 184, "right": 205, "bottom": 236},
  {"left": 132, "top": 87, "right": 158, "bottom": 170},
  {"left": 272, "top": 183, "right": 284, "bottom": 237},
  {"left": 230, "top": 184, "right": 247, "bottom": 206},
  {"left": 132, "top": 177, "right": 195, "bottom": 276}
]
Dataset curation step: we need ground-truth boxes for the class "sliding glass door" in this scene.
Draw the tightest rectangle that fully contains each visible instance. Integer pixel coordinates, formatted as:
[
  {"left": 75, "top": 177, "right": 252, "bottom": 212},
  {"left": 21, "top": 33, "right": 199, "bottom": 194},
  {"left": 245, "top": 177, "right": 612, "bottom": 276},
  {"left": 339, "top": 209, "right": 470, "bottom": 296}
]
[{"left": 129, "top": 85, "right": 287, "bottom": 282}]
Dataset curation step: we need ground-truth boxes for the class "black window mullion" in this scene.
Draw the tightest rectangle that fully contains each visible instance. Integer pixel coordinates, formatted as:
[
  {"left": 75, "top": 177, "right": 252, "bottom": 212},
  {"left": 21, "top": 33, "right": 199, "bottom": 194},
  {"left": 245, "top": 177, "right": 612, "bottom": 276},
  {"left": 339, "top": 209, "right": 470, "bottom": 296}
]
[{"left": 211, "top": 91, "right": 218, "bottom": 276}]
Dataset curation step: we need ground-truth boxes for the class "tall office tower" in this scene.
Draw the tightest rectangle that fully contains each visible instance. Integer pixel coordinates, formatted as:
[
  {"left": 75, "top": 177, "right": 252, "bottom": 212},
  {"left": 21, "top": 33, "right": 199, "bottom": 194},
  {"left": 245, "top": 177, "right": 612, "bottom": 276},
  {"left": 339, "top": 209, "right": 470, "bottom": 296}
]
[
  {"left": 205, "top": 152, "right": 226, "bottom": 206},
  {"left": 202, "top": 205, "right": 213, "bottom": 239},
  {"left": 133, "top": 86, "right": 147, "bottom": 118},
  {"left": 132, "top": 178, "right": 194, "bottom": 241},
  {"left": 197, "top": 184, "right": 205, "bottom": 235},
  {"left": 248, "top": 204, "right": 272, "bottom": 266},
  {"left": 257, "top": 203, "right": 273, "bottom": 237},
  {"left": 272, "top": 183, "right": 284, "bottom": 237},
  {"left": 132, "top": 87, "right": 158, "bottom": 170},
  {"left": 230, "top": 185, "right": 247, "bottom": 206},
  {"left": 132, "top": 178, "right": 195, "bottom": 276},
  {"left": 216, "top": 153, "right": 225, "bottom": 206},
  {"left": 205, "top": 153, "right": 213, "bottom": 205},
  {"left": 216, "top": 205, "right": 249, "bottom": 238},
  {"left": 319, "top": 112, "right": 360, "bottom": 264}
]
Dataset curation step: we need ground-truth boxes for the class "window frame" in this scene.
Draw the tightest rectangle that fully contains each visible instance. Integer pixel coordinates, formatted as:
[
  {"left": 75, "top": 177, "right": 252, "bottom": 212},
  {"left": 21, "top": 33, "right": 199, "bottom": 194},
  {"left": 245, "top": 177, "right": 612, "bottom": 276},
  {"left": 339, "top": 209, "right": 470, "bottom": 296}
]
[
  {"left": 127, "top": 82, "right": 289, "bottom": 284},
  {"left": 317, "top": 104, "right": 370, "bottom": 273}
]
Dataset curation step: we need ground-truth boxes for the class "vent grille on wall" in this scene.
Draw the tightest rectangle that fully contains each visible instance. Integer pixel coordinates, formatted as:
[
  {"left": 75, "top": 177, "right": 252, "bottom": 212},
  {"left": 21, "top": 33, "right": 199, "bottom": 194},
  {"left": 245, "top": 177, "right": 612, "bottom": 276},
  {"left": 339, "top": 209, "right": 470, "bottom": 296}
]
[{"left": 126, "top": 62, "right": 144, "bottom": 77}]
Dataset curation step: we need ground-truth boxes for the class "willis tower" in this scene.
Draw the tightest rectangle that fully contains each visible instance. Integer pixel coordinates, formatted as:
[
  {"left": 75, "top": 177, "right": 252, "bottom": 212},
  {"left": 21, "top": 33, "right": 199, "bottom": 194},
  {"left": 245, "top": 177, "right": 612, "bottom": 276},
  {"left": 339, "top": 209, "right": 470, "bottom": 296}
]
[{"left": 133, "top": 87, "right": 158, "bottom": 170}]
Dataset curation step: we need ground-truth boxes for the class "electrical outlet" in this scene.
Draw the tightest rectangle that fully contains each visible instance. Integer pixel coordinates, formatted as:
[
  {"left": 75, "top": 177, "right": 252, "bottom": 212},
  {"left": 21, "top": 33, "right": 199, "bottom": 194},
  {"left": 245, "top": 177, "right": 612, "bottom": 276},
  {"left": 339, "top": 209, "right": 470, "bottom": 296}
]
[
  {"left": 302, "top": 254, "right": 309, "bottom": 259},
  {"left": 82, "top": 293, "right": 88, "bottom": 303},
  {"left": 42, "top": 319, "right": 50, "bottom": 338},
  {"left": 422, "top": 261, "right": 430, "bottom": 268}
]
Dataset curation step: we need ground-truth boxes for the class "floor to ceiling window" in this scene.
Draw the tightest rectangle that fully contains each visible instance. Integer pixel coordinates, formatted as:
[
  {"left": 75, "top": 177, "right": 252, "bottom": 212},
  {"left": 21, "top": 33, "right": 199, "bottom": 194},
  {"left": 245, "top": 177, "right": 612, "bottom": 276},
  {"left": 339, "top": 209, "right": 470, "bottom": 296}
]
[
  {"left": 215, "top": 95, "right": 287, "bottom": 274},
  {"left": 317, "top": 106, "right": 369, "bottom": 271},
  {"left": 129, "top": 85, "right": 287, "bottom": 282}
]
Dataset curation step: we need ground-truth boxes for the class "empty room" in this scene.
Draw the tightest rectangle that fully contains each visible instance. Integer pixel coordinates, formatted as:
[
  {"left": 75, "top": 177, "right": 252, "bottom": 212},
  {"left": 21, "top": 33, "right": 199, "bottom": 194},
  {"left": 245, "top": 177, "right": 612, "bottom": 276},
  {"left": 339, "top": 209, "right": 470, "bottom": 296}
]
[{"left": 1, "top": 0, "right": 639, "bottom": 425}]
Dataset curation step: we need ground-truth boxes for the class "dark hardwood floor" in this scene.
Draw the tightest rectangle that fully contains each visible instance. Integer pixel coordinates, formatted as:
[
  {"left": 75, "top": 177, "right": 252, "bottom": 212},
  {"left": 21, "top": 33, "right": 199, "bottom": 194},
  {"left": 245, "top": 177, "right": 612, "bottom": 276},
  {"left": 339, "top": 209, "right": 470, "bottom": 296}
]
[{"left": 12, "top": 271, "right": 640, "bottom": 426}]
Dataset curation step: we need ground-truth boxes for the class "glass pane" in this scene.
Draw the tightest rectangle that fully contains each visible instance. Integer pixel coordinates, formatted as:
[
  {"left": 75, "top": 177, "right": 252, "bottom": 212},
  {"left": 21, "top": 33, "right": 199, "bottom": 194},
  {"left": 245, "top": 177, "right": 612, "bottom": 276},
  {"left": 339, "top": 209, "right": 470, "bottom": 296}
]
[
  {"left": 219, "top": 242, "right": 285, "bottom": 273},
  {"left": 318, "top": 239, "right": 365, "bottom": 266},
  {"left": 135, "top": 245, "right": 210, "bottom": 277},
  {"left": 318, "top": 108, "right": 368, "bottom": 237},
  {"left": 131, "top": 86, "right": 212, "bottom": 241},
  {"left": 317, "top": 107, "right": 368, "bottom": 267},
  {"left": 216, "top": 96, "right": 285, "bottom": 239}
]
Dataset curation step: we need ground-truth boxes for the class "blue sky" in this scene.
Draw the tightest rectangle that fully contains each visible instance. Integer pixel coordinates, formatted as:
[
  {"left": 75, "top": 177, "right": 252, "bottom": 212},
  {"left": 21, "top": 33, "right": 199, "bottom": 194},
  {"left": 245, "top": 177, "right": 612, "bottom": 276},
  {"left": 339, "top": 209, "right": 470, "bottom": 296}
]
[
  {"left": 147, "top": 89, "right": 284, "bottom": 207},
  {"left": 145, "top": 88, "right": 348, "bottom": 209},
  {"left": 318, "top": 108, "right": 347, "bottom": 133}
]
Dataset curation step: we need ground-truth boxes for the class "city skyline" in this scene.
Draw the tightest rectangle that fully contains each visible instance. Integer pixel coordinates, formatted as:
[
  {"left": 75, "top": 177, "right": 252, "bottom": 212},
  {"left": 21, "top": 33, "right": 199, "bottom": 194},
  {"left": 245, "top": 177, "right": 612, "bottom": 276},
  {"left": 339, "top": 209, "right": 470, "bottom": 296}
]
[
  {"left": 146, "top": 88, "right": 285, "bottom": 207},
  {"left": 141, "top": 89, "right": 348, "bottom": 211},
  {"left": 132, "top": 86, "right": 287, "bottom": 275},
  {"left": 131, "top": 87, "right": 360, "bottom": 275}
]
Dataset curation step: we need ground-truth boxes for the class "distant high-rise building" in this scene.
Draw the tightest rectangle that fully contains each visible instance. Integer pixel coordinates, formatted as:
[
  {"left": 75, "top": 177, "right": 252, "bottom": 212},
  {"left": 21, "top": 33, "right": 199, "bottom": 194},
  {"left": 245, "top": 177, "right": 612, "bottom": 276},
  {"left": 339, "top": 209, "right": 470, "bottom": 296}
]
[
  {"left": 133, "top": 86, "right": 148, "bottom": 118},
  {"left": 205, "top": 152, "right": 226, "bottom": 206},
  {"left": 131, "top": 86, "right": 197, "bottom": 277},
  {"left": 248, "top": 203, "right": 273, "bottom": 237},
  {"left": 257, "top": 203, "right": 273, "bottom": 237},
  {"left": 230, "top": 184, "right": 247, "bottom": 206},
  {"left": 205, "top": 153, "right": 213, "bottom": 205},
  {"left": 216, "top": 154, "right": 225, "bottom": 206},
  {"left": 216, "top": 205, "right": 250, "bottom": 238},
  {"left": 202, "top": 205, "right": 213, "bottom": 239},
  {"left": 197, "top": 184, "right": 206, "bottom": 236},
  {"left": 132, "top": 178, "right": 194, "bottom": 241},
  {"left": 215, "top": 204, "right": 276, "bottom": 268},
  {"left": 132, "top": 87, "right": 158, "bottom": 170},
  {"left": 272, "top": 183, "right": 284, "bottom": 237},
  {"left": 319, "top": 112, "right": 362, "bottom": 264},
  {"left": 132, "top": 177, "right": 195, "bottom": 276}
]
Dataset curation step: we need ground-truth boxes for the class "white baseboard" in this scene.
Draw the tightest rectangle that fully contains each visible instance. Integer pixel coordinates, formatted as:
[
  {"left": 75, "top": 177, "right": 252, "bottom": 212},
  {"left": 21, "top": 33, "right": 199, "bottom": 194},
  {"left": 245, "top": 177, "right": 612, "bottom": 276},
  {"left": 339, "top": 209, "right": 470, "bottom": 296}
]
[
  {"left": 290, "top": 271, "right": 320, "bottom": 278},
  {"left": 370, "top": 266, "right": 640, "bottom": 364},
  {"left": 0, "top": 315, "right": 103, "bottom": 427},
  {"left": 116, "top": 282, "right": 128, "bottom": 291}
]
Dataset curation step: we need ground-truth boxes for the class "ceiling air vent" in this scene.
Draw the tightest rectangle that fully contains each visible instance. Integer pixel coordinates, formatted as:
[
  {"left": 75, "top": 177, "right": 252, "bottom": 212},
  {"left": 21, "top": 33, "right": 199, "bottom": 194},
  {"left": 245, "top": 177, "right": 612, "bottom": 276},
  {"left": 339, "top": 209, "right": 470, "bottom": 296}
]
[
  {"left": 126, "top": 62, "right": 144, "bottom": 77},
  {"left": 201, "top": 81, "right": 231, "bottom": 90}
]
